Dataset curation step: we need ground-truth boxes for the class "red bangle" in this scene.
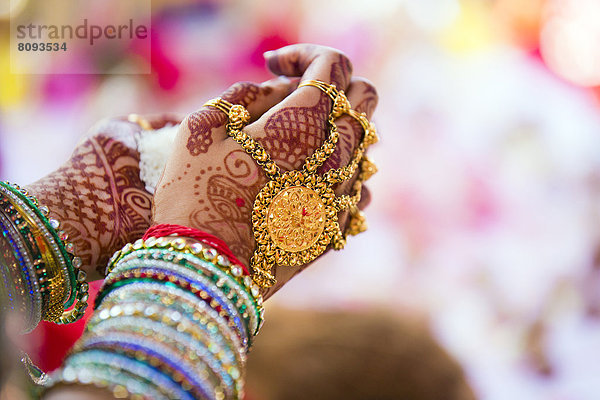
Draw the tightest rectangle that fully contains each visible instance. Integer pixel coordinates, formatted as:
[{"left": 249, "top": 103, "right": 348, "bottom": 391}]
[{"left": 143, "top": 224, "right": 250, "bottom": 275}]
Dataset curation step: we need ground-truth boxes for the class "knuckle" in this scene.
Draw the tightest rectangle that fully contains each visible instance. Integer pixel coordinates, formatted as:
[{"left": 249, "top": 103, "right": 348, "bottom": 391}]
[
  {"left": 349, "top": 78, "right": 379, "bottom": 116},
  {"left": 353, "top": 77, "right": 378, "bottom": 100},
  {"left": 322, "top": 47, "right": 352, "bottom": 66}
]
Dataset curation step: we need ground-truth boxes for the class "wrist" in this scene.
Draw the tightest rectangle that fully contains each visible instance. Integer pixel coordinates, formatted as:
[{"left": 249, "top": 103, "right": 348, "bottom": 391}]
[{"left": 24, "top": 172, "right": 105, "bottom": 281}]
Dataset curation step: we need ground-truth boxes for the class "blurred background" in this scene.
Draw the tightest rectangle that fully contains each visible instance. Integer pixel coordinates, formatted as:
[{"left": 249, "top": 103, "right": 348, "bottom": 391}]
[{"left": 2, "top": 0, "right": 600, "bottom": 399}]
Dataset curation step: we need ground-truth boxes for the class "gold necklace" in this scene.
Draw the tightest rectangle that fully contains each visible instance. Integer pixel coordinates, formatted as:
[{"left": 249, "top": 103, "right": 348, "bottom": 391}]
[{"left": 205, "top": 80, "right": 378, "bottom": 288}]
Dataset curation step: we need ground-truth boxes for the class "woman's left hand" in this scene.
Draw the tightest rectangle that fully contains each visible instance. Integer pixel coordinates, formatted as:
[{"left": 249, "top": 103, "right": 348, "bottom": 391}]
[{"left": 25, "top": 114, "right": 182, "bottom": 280}]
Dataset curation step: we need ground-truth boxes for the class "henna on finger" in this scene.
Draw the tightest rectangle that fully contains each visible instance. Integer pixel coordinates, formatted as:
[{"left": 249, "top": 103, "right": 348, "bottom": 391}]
[
  {"left": 185, "top": 81, "right": 284, "bottom": 157},
  {"left": 330, "top": 79, "right": 379, "bottom": 224},
  {"left": 266, "top": 45, "right": 353, "bottom": 89},
  {"left": 257, "top": 96, "right": 331, "bottom": 171},
  {"left": 186, "top": 109, "right": 227, "bottom": 156},
  {"left": 329, "top": 53, "right": 354, "bottom": 89}
]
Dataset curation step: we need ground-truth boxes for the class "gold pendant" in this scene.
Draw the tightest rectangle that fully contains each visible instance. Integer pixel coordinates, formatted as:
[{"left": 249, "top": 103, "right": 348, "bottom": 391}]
[{"left": 252, "top": 171, "right": 339, "bottom": 280}]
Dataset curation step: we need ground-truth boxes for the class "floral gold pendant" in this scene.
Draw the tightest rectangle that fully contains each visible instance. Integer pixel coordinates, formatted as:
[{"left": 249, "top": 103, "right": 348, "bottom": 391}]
[{"left": 253, "top": 171, "right": 338, "bottom": 269}]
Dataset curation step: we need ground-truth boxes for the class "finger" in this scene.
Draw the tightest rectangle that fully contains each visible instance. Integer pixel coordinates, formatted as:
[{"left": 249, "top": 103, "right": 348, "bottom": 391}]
[
  {"left": 263, "top": 45, "right": 353, "bottom": 121},
  {"left": 228, "top": 77, "right": 299, "bottom": 122},
  {"left": 264, "top": 44, "right": 353, "bottom": 89},
  {"left": 181, "top": 77, "right": 297, "bottom": 157},
  {"left": 348, "top": 77, "right": 378, "bottom": 118}
]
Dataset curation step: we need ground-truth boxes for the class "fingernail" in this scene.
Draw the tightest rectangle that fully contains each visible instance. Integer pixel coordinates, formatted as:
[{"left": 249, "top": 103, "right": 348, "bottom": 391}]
[{"left": 263, "top": 50, "right": 275, "bottom": 58}]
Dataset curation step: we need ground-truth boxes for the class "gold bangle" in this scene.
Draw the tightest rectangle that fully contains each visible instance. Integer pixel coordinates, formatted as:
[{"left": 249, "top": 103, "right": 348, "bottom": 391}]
[
  {"left": 1, "top": 182, "right": 90, "bottom": 324},
  {"left": 11, "top": 201, "right": 66, "bottom": 321}
]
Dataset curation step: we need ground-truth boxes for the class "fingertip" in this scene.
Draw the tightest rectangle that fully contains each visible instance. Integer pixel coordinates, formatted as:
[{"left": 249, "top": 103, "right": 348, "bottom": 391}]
[{"left": 266, "top": 55, "right": 283, "bottom": 76}]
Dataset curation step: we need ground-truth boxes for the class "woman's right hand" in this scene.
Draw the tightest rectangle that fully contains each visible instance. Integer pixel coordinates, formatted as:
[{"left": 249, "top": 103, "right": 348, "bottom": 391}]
[{"left": 152, "top": 44, "right": 378, "bottom": 299}]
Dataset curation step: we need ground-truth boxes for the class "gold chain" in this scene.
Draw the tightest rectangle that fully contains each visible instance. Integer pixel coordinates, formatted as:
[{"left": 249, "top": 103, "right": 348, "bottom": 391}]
[{"left": 204, "top": 80, "right": 379, "bottom": 288}]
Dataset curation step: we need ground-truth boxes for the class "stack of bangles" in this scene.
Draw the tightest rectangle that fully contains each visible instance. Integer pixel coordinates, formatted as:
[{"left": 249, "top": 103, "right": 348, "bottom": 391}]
[
  {"left": 46, "top": 224, "right": 264, "bottom": 399},
  {"left": 0, "top": 181, "right": 89, "bottom": 331}
]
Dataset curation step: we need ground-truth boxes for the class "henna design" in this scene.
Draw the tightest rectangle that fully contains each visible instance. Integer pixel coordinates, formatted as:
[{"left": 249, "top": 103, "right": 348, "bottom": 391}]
[
  {"left": 189, "top": 150, "right": 266, "bottom": 263},
  {"left": 186, "top": 110, "right": 224, "bottom": 156},
  {"left": 26, "top": 127, "right": 152, "bottom": 279},
  {"left": 189, "top": 92, "right": 362, "bottom": 267},
  {"left": 321, "top": 118, "right": 361, "bottom": 173},
  {"left": 258, "top": 96, "right": 330, "bottom": 171},
  {"left": 186, "top": 82, "right": 273, "bottom": 156},
  {"left": 267, "top": 44, "right": 319, "bottom": 77},
  {"left": 356, "top": 85, "right": 378, "bottom": 117},
  {"left": 221, "top": 81, "right": 271, "bottom": 106},
  {"left": 329, "top": 54, "right": 353, "bottom": 89},
  {"left": 320, "top": 82, "right": 378, "bottom": 172},
  {"left": 187, "top": 81, "right": 371, "bottom": 266}
]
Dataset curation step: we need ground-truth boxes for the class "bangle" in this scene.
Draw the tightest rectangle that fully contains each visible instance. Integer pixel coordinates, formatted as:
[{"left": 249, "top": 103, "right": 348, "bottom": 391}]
[
  {"left": 0, "top": 211, "right": 38, "bottom": 322},
  {"left": 97, "top": 283, "right": 246, "bottom": 366},
  {"left": 55, "top": 350, "right": 186, "bottom": 399},
  {"left": 0, "top": 182, "right": 89, "bottom": 326},
  {"left": 1, "top": 194, "right": 50, "bottom": 327},
  {"left": 102, "top": 264, "right": 250, "bottom": 346}
]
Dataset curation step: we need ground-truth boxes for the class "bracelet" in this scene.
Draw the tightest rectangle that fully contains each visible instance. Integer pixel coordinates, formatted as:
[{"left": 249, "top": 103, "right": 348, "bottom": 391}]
[
  {"left": 97, "top": 282, "right": 247, "bottom": 369},
  {"left": 101, "top": 264, "right": 250, "bottom": 346},
  {"left": 0, "top": 209, "right": 42, "bottom": 330},
  {"left": 102, "top": 245, "right": 263, "bottom": 345},
  {"left": 106, "top": 236, "right": 263, "bottom": 308},
  {"left": 0, "top": 182, "right": 89, "bottom": 327},
  {"left": 56, "top": 350, "right": 185, "bottom": 399}
]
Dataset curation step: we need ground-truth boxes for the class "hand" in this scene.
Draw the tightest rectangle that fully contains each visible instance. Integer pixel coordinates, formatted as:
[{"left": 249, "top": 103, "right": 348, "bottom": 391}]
[
  {"left": 25, "top": 114, "right": 182, "bottom": 280},
  {"left": 152, "top": 44, "right": 378, "bottom": 299}
]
